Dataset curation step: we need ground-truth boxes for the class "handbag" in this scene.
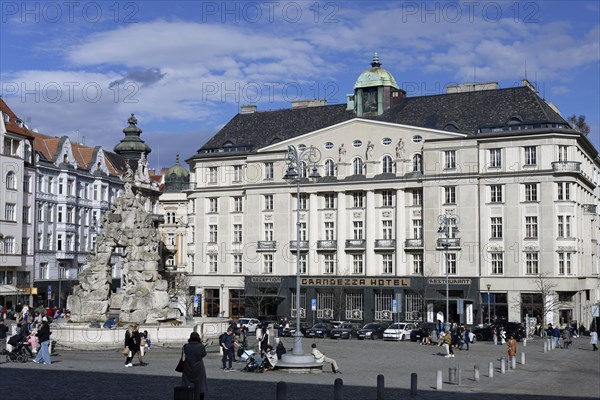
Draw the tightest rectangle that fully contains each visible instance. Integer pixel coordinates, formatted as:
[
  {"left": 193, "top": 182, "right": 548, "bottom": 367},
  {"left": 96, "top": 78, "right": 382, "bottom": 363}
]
[
  {"left": 175, "top": 348, "right": 185, "bottom": 372},
  {"left": 122, "top": 347, "right": 129, "bottom": 356}
]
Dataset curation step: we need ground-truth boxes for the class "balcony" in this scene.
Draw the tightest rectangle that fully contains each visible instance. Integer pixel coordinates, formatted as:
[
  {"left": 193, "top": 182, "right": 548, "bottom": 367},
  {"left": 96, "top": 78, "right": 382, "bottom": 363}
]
[
  {"left": 583, "top": 204, "right": 597, "bottom": 214},
  {"left": 289, "top": 241, "right": 309, "bottom": 252},
  {"left": 257, "top": 241, "right": 277, "bottom": 251},
  {"left": 552, "top": 161, "right": 581, "bottom": 173},
  {"left": 374, "top": 239, "right": 396, "bottom": 251},
  {"left": 55, "top": 251, "right": 76, "bottom": 259},
  {"left": 345, "top": 239, "right": 366, "bottom": 251},
  {"left": 404, "top": 238, "right": 424, "bottom": 249},
  {"left": 436, "top": 237, "right": 461, "bottom": 249},
  {"left": 317, "top": 240, "right": 337, "bottom": 251}
]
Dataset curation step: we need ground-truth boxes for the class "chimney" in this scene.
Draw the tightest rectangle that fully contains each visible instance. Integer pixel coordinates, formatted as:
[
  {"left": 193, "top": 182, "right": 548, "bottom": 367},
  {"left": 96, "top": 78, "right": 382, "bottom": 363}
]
[
  {"left": 240, "top": 105, "right": 257, "bottom": 114},
  {"left": 291, "top": 99, "right": 327, "bottom": 109}
]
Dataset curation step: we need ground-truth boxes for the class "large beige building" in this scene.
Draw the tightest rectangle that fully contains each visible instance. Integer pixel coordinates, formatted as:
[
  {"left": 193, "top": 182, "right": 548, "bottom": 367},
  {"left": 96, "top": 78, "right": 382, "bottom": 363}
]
[{"left": 185, "top": 55, "right": 600, "bottom": 329}]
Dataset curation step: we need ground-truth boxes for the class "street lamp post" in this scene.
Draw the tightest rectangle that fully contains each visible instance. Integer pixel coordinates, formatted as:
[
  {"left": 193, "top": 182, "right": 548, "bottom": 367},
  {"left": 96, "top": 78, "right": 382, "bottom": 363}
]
[
  {"left": 438, "top": 214, "right": 459, "bottom": 328},
  {"left": 283, "top": 145, "right": 321, "bottom": 359},
  {"left": 487, "top": 284, "right": 492, "bottom": 325}
]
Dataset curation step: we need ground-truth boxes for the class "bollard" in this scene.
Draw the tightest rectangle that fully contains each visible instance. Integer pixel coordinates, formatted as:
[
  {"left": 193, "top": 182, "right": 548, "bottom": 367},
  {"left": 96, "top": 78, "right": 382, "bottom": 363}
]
[
  {"left": 474, "top": 365, "right": 480, "bottom": 381},
  {"left": 500, "top": 357, "right": 506, "bottom": 374},
  {"left": 436, "top": 370, "right": 443, "bottom": 390},
  {"left": 511, "top": 356, "right": 516, "bottom": 369},
  {"left": 410, "top": 373, "right": 418, "bottom": 395},
  {"left": 489, "top": 361, "right": 494, "bottom": 378},
  {"left": 449, "top": 367, "right": 456, "bottom": 384},
  {"left": 543, "top": 341, "right": 548, "bottom": 353},
  {"left": 523, "top": 338, "right": 527, "bottom": 347},
  {"left": 276, "top": 381, "right": 287, "bottom": 400},
  {"left": 549, "top": 338, "right": 554, "bottom": 350},
  {"left": 521, "top": 352, "right": 526, "bottom": 365},
  {"left": 377, "top": 374, "right": 384, "bottom": 400},
  {"left": 334, "top": 378, "right": 344, "bottom": 400},
  {"left": 457, "top": 366, "right": 462, "bottom": 386}
]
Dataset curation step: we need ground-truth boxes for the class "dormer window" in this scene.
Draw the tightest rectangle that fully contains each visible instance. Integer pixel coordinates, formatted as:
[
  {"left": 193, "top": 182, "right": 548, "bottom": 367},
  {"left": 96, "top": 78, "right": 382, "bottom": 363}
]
[
  {"left": 63, "top": 154, "right": 68, "bottom": 164},
  {"left": 507, "top": 115, "right": 523, "bottom": 125},
  {"left": 3, "top": 113, "right": 9, "bottom": 123}
]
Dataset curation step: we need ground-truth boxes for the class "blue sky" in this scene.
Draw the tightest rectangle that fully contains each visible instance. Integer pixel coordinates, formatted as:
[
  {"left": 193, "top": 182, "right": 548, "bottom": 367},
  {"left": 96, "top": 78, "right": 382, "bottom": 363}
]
[{"left": 1, "top": 1, "right": 599, "bottom": 170}]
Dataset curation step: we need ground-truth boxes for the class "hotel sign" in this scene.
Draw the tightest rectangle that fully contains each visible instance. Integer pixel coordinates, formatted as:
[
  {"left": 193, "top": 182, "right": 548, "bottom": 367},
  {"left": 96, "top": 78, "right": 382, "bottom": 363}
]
[
  {"left": 428, "top": 278, "right": 472, "bottom": 285},
  {"left": 251, "top": 277, "right": 282, "bottom": 283},
  {"left": 301, "top": 278, "right": 410, "bottom": 287}
]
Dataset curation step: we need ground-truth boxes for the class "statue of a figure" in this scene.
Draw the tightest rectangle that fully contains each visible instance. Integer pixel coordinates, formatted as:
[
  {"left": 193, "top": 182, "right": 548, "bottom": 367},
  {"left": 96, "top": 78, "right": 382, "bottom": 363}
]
[
  {"left": 135, "top": 152, "right": 150, "bottom": 184},
  {"left": 123, "top": 164, "right": 134, "bottom": 195},
  {"left": 396, "top": 139, "right": 405, "bottom": 159},
  {"left": 338, "top": 144, "right": 346, "bottom": 162},
  {"left": 366, "top": 141, "right": 374, "bottom": 160}
]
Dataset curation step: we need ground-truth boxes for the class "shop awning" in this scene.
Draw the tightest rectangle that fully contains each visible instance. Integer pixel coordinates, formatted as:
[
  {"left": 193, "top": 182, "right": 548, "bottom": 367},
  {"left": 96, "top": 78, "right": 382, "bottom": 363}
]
[{"left": 0, "top": 284, "right": 21, "bottom": 296}]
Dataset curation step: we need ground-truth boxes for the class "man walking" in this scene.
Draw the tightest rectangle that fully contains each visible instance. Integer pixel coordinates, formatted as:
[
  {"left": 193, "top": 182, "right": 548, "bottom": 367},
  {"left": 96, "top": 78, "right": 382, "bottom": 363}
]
[
  {"left": 0, "top": 319, "right": 9, "bottom": 355},
  {"left": 32, "top": 320, "right": 52, "bottom": 365},
  {"left": 220, "top": 328, "right": 234, "bottom": 370}
]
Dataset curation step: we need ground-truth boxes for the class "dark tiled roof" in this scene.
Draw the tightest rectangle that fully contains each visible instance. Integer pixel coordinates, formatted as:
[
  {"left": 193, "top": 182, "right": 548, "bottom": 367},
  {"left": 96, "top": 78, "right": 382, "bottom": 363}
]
[{"left": 198, "top": 86, "right": 568, "bottom": 154}]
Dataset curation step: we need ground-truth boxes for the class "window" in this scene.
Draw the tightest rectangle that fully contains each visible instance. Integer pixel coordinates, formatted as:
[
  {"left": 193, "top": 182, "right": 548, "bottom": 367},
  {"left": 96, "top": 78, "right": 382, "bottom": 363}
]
[
  {"left": 412, "top": 154, "right": 422, "bottom": 172},
  {"left": 263, "top": 254, "right": 273, "bottom": 273},
  {"left": 352, "top": 140, "right": 362, "bottom": 148},
  {"left": 444, "top": 187, "right": 456, "bottom": 204},
  {"left": 324, "top": 254, "right": 335, "bottom": 274},
  {"left": 208, "top": 198, "right": 218, "bottom": 213},
  {"left": 23, "top": 174, "right": 31, "bottom": 192},
  {"left": 4, "top": 203, "right": 16, "bottom": 221},
  {"left": 298, "top": 222, "right": 307, "bottom": 241},
  {"left": 6, "top": 171, "right": 16, "bottom": 189},
  {"left": 382, "top": 137, "right": 392, "bottom": 145},
  {"left": 298, "top": 194, "right": 307, "bottom": 210},
  {"left": 209, "top": 225, "right": 218, "bottom": 242},
  {"left": 66, "top": 207, "right": 74, "bottom": 224},
  {"left": 57, "top": 234, "right": 63, "bottom": 251},
  {"left": 57, "top": 206, "right": 63, "bottom": 223},
  {"left": 353, "top": 221, "right": 364, "bottom": 240},
  {"left": 412, "top": 135, "right": 423, "bottom": 143},
  {"left": 412, "top": 189, "right": 422, "bottom": 206},
  {"left": 445, "top": 253, "right": 457, "bottom": 275},
  {"left": 167, "top": 233, "right": 175, "bottom": 246},
  {"left": 93, "top": 184, "right": 98, "bottom": 200},
  {"left": 444, "top": 150, "right": 456, "bottom": 169},
  {"left": 324, "top": 193, "right": 336, "bottom": 209},
  {"left": 264, "top": 194, "right": 274, "bottom": 210},
  {"left": 382, "top": 191, "right": 393, "bottom": 207},
  {"left": 47, "top": 205, "right": 54, "bottom": 223},
  {"left": 352, "top": 157, "right": 363, "bottom": 175},
  {"left": 490, "top": 185, "right": 503, "bottom": 203},
  {"left": 412, "top": 219, "right": 422, "bottom": 239},
  {"left": 233, "top": 224, "right": 242, "bottom": 243},
  {"left": 558, "top": 215, "right": 572, "bottom": 238},
  {"left": 299, "top": 254, "right": 307, "bottom": 274},
  {"left": 3, "top": 236, "right": 15, "bottom": 253},
  {"left": 325, "top": 222, "right": 334, "bottom": 240},
  {"left": 208, "top": 255, "right": 218, "bottom": 273},
  {"left": 557, "top": 182, "right": 570, "bottom": 200},
  {"left": 38, "top": 263, "right": 48, "bottom": 280},
  {"left": 233, "top": 196, "right": 243, "bottom": 212},
  {"left": 324, "top": 142, "right": 334, "bottom": 150},
  {"left": 67, "top": 180, "right": 74, "bottom": 196},
  {"left": 524, "top": 146, "right": 537, "bottom": 165},
  {"left": 353, "top": 192, "right": 364, "bottom": 208},
  {"left": 324, "top": 159, "right": 335, "bottom": 177},
  {"left": 233, "top": 165, "right": 243, "bottom": 182},
  {"left": 489, "top": 148, "right": 501, "bottom": 168},
  {"left": 37, "top": 204, "right": 44, "bottom": 222},
  {"left": 233, "top": 254, "right": 243, "bottom": 273},
  {"left": 524, "top": 183, "right": 538, "bottom": 202},
  {"left": 525, "top": 216, "right": 538, "bottom": 238},
  {"left": 207, "top": 166, "right": 218, "bottom": 184},
  {"left": 166, "top": 212, "right": 175, "bottom": 224},
  {"left": 299, "top": 161, "right": 308, "bottom": 178},
  {"left": 382, "top": 254, "right": 393, "bottom": 274},
  {"left": 491, "top": 217, "right": 503, "bottom": 239},
  {"left": 264, "top": 223, "right": 273, "bottom": 241},
  {"left": 352, "top": 254, "right": 364, "bottom": 274},
  {"left": 525, "top": 252, "right": 539, "bottom": 274},
  {"left": 412, "top": 254, "right": 423, "bottom": 275},
  {"left": 491, "top": 252, "right": 504, "bottom": 274},
  {"left": 558, "top": 145, "right": 568, "bottom": 162},
  {"left": 558, "top": 252, "right": 572, "bottom": 275},
  {"left": 382, "top": 155, "right": 394, "bottom": 173},
  {"left": 66, "top": 234, "right": 73, "bottom": 251},
  {"left": 382, "top": 220, "right": 393, "bottom": 240},
  {"left": 58, "top": 178, "right": 64, "bottom": 194},
  {"left": 264, "top": 162, "right": 274, "bottom": 180},
  {"left": 47, "top": 177, "right": 53, "bottom": 194}
]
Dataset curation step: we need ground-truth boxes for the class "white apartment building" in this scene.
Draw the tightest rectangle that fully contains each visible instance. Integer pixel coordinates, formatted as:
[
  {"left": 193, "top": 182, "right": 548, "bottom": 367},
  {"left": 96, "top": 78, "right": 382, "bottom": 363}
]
[{"left": 0, "top": 99, "right": 36, "bottom": 307}]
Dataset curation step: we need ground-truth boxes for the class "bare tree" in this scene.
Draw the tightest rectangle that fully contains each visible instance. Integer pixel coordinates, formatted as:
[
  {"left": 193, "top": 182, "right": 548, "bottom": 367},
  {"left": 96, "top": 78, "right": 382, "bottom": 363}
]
[
  {"left": 171, "top": 273, "right": 194, "bottom": 318},
  {"left": 405, "top": 268, "right": 435, "bottom": 323},
  {"left": 567, "top": 114, "right": 591, "bottom": 136},
  {"left": 529, "top": 272, "right": 562, "bottom": 329}
]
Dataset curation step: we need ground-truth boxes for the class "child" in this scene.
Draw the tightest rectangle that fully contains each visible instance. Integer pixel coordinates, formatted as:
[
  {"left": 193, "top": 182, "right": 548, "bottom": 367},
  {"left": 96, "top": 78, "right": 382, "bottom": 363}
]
[
  {"left": 27, "top": 329, "right": 39, "bottom": 354},
  {"left": 143, "top": 330, "right": 151, "bottom": 350}
]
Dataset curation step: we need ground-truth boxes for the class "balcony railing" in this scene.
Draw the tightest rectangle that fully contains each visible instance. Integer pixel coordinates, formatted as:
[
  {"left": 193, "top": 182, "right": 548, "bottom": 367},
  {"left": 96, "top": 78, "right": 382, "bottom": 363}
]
[
  {"left": 404, "top": 238, "right": 424, "bottom": 248},
  {"left": 56, "top": 251, "right": 76, "bottom": 259},
  {"left": 552, "top": 161, "right": 581, "bottom": 172},
  {"left": 289, "top": 241, "right": 309, "bottom": 252},
  {"left": 345, "top": 239, "right": 366, "bottom": 250},
  {"left": 583, "top": 204, "right": 597, "bottom": 214},
  {"left": 257, "top": 241, "right": 277, "bottom": 251},
  {"left": 317, "top": 240, "right": 337, "bottom": 251},
  {"left": 374, "top": 239, "right": 396, "bottom": 250},
  {"left": 436, "top": 237, "right": 461, "bottom": 248}
]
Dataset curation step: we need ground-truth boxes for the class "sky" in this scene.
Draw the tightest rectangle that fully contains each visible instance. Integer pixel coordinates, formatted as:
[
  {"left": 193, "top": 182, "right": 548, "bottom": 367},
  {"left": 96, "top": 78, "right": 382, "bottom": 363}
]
[{"left": 1, "top": 0, "right": 599, "bottom": 171}]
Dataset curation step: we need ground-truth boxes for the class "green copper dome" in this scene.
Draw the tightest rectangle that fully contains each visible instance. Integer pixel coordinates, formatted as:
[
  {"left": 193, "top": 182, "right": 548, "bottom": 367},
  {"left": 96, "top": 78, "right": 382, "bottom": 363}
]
[
  {"left": 165, "top": 154, "right": 189, "bottom": 182},
  {"left": 353, "top": 53, "right": 399, "bottom": 90},
  {"left": 113, "top": 114, "right": 152, "bottom": 157}
]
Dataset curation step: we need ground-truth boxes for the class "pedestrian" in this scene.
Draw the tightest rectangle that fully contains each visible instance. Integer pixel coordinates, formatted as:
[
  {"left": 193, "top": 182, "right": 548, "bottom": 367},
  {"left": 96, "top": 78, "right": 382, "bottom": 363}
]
[
  {"left": 492, "top": 326, "right": 498, "bottom": 345},
  {"left": 220, "top": 328, "right": 234, "bottom": 370},
  {"left": 442, "top": 330, "right": 454, "bottom": 358},
  {"left": 562, "top": 329, "right": 572, "bottom": 349},
  {"left": 463, "top": 328, "right": 470, "bottom": 351},
  {"left": 590, "top": 329, "right": 598, "bottom": 351},
  {"left": 506, "top": 334, "right": 517, "bottom": 361},
  {"left": 258, "top": 324, "right": 269, "bottom": 355},
  {"left": 0, "top": 318, "right": 9, "bottom": 355},
  {"left": 499, "top": 326, "right": 507, "bottom": 345},
  {"left": 233, "top": 327, "right": 245, "bottom": 361},
  {"left": 552, "top": 326, "right": 561, "bottom": 348},
  {"left": 180, "top": 331, "right": 208, "bottom": 400},
  {"left": 133, "top": 324, "right": 147, "bottom": 366},
  {"left": 311, "top": 343, "right": 341, "bottom": 373},
  {"left": 32, "top": 320, "right": 51, "bottom": 365},
  {"left": 124, "top": 325, "right": 137, "bottom": 367}
]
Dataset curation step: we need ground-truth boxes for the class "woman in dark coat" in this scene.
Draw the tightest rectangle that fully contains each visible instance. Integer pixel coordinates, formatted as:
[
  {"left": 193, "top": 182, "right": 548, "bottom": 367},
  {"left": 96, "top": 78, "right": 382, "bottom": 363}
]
[{"left": 181, "top": 332, "right": 208, "bottom": 400}]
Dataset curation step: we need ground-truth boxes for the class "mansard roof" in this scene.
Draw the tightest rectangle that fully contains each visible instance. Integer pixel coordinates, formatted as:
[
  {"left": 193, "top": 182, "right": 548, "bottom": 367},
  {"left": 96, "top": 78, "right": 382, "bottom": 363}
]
[
  {"left": 197, "top": 86, "right": 569, "bottom": 155},
  {"left": 0, "top": 98, "right": 35, "bottom": 138}
]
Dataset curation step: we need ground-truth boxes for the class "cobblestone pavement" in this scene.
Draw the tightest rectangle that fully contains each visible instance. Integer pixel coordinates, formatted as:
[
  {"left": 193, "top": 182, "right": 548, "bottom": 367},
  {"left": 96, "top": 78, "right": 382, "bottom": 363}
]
[{"left": 1, "top": 335, "right": 598, "bottom": 400}]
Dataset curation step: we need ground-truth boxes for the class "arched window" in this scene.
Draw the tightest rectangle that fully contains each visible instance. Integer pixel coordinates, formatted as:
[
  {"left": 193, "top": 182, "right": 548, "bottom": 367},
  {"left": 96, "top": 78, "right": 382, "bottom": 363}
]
[
  {"left": 300, "top": 161, "right": 308, "bottom": 178},
  {"left": 412, "top": 154, "right": 422, "bottom": 172},
  {"left": 353, "top": 157, "right": 364, "bottom": 175},
  {"left": 324, "top": 159, "right": 335, "bottom": 177},
  {"left": 6, "top": 171, "right": 16, "bottom": 189},
  {"left": 63, "top": 154, "right": 68, "bottom": 163},
  {"left": 382, "top": 155, "right": 394, "bottom": 174}
]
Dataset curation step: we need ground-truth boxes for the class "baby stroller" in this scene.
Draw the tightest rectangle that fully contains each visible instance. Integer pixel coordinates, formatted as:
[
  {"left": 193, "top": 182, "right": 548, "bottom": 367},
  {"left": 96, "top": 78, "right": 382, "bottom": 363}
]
[
  {"left": 242, "top": 354, "right": 264, "bottom": 372},
  {"left": 7, "top": 334, "right": 32, "bottom": 363}
]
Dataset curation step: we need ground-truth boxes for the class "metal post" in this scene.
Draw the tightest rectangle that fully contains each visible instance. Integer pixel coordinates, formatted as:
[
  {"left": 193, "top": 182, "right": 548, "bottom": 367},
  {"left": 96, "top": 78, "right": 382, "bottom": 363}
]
[
  {"left": 457, "top": 366, "right": 462, "bottom": 386},
  {"left": 410, "top": 373, "right": 418, "bottom": 395},
  {"left": 292, "top": 165, "right": 302, "bottom": 356},
  {"left": 474, "top": 365, "right": 480, "bottom": 381},
  {"left": 486, "top": 284, "right": 491, "bottom": 325},
  {"left": 500, "top": 357, "right": 506, "bottom": 374},
  {"left": 521, "top": 352, "right": 526, "bottom": 365},
  {"left": 377, "top": 374, "right": 384, "bottom": 400},
  {"left": 511, "top": 356, "right": 516, "bottom": 369},
  {"left": 334, "top": 378, "right": 344, "bottom": 400},
  {"left": 488, "top": 361, "right": 494, "bottom": 378},
  {"left": 448, "top": 367, "right": 456, "bottom": 383},
  {"left": 276, "top": 381, "right": 287, "bottom": 400},
  {"left": 436, "top": 370, "right": 443, "bottom": 390}
]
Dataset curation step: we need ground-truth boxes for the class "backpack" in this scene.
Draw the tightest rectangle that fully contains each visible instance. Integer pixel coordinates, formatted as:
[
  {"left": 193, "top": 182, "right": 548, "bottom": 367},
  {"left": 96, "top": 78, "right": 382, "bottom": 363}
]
[{"left": 219, "top": 333, "right": 227, "bottom": 347}]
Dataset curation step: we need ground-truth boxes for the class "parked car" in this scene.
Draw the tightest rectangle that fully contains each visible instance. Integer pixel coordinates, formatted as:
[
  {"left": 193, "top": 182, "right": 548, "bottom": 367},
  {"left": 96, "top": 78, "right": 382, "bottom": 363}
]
[
  {"left": 472, "top": 321, "right": 525, "bottom": 342},
  {"left": 283, "top": 321, "right": 310, "bottom": 337},
  {"left": 236, "top": 318, "right": 261, "bottom": 334},
  {"left": 330, "top": 322, "right": 359, "bottom": 339},
  {"left": 357, "top": 322, "right": 389, "bottom": 340},
  {"left": 257, "top": 316, "right": 279, "bottom": 330},
  {"left": 410, "top": 322, "right": 437, "bottom": 342},
  {"left": 305, "top": 322, "right": 334, "bottom": 338},
  {"left": 383, "top": 322, "right": 416, "bottom": 341}
]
